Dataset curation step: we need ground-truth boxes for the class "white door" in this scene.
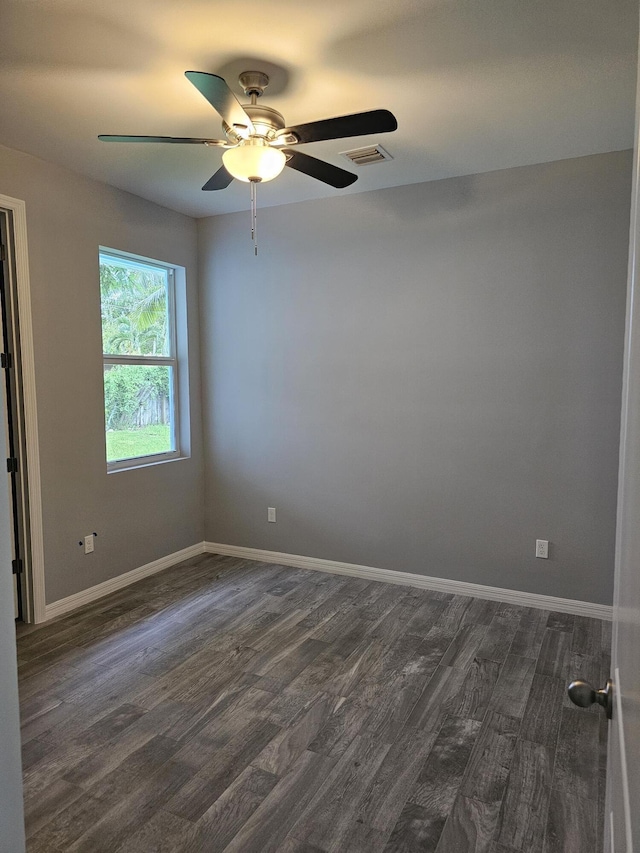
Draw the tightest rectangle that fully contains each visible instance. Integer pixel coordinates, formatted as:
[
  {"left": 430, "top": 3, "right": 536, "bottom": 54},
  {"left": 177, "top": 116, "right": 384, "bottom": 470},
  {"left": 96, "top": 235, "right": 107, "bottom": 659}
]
[{"left": 605, "top": 35, "right": 640, "bottom": 853}]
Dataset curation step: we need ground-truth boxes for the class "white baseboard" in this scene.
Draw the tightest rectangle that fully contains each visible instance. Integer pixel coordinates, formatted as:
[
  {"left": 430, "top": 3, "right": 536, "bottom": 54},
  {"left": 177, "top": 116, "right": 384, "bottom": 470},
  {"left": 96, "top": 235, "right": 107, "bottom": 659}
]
[
  {"left": 44, "top": 543, "right": 206, "bottom": 621},
  {"left": 43, "top": 539, "right": 614, "bottom": 623},
  {"left": 204, "top": 541, "right": 613, "bottom": 621}
]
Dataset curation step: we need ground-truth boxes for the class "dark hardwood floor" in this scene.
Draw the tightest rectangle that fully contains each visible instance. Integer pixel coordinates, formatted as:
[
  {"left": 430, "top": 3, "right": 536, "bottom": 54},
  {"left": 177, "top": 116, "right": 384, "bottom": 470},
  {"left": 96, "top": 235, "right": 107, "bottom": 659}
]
[{"left": 16, "top": 554, "right": 610, "bottom": 852}]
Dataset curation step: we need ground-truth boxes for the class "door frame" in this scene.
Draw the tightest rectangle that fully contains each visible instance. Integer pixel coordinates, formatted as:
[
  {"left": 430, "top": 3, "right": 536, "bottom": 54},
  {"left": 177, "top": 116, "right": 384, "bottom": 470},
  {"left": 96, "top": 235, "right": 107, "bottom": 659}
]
[{"left": 0, "top": 194, "right": 45, "bottom": 623}]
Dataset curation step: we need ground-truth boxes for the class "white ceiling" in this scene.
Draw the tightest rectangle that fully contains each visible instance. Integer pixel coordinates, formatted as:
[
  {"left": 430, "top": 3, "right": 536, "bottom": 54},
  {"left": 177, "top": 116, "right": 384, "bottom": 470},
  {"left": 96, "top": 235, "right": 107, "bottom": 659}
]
[{"left": 0, "top": 0, "right": 637, "bottom": 218}]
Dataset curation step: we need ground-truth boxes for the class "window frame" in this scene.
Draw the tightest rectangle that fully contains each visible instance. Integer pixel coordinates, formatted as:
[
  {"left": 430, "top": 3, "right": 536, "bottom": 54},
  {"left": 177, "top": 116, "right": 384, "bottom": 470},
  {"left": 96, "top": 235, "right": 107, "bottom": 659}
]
[{"left": 99, "top": 248, "right": 182, "bottom": 472}]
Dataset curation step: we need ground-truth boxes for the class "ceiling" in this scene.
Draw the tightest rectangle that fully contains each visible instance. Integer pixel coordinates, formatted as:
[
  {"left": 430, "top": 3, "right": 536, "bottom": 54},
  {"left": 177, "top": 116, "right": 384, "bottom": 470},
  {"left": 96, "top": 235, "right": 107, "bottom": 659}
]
[{"left": 0, "top": 0, "right": 637, "bottom": 218}]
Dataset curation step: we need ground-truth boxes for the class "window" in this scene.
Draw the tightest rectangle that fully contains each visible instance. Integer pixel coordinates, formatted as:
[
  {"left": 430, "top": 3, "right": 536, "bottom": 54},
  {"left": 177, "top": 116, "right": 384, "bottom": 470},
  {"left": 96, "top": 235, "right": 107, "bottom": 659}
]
[{"left": 99, "top": 250, "right": 182, "bottom": 469}]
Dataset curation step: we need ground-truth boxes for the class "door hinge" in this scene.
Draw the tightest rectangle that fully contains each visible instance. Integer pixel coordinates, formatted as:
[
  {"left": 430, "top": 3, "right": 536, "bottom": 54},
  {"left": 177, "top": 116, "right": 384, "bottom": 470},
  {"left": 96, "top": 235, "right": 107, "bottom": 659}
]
[
  {"left": 12, "top": 558, "right": 22, "bottom": 575},
  {"left": 6, "top": 457, "right": 18, "bottom": 473},
  {"left": 1, "top": 352, "right": 12, "bottom": 369}
]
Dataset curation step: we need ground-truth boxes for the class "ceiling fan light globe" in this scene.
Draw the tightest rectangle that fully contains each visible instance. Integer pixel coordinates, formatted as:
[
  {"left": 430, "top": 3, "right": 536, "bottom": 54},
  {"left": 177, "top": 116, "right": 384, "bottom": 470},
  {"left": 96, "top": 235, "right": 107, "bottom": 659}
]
[{"left": 222, "top": 140, "right": 286, "bottom": 183}]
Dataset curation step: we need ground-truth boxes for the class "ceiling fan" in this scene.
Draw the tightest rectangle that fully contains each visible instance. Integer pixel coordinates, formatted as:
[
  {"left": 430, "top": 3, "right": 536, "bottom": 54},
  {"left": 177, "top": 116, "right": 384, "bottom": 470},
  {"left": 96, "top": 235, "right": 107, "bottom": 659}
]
[{"left": 98, "top": 70, "right": 398, "bottom": 191}]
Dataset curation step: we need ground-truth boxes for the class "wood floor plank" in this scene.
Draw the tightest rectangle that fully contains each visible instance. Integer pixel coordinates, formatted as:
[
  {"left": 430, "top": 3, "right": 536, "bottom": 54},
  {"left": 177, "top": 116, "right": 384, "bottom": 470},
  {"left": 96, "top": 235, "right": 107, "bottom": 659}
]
[
  {"left": 23, "top": 776, "right": 85, "bottom": 839},
  {"left": 165, "top": 717, "right": 281, "bottom": 821},
  {"left": 477, "top": 610, "right": 522, "bottom": 664},
  {"left": 284, "top": 646, "right": 354, "bottom": 696},
  {"left": 53, "top": 704, "right": 184, "bottom": 791},
  {"left": 409, "top": 716, "right": 483, "bottom": 812},
  {"left": 295, "top": 578, "right": 371, "bottom": 630},
  {"left": 519, "top": 675, "right": 564, "bottom": 748},
  {"left": 174, "top": 765, "right": 278, "bottom": 853},
  {"left": 356, "top": 725, "right": 440, "bottom": 836},
  {"left": 535, "top": 629, "right": 572, "bottom": 680},
  {"left": 324, "top": 637, "right": 388, "bottom": 699},
  {"left": 369, "top": 598, "right": 427, "bottom": 645},
  {"left": 571, "top": 615, "right": 603, "bottom": 657},
  {"left": 26, "top": 792, "right": 107, "bottom": 852},
  {"left": 251, "top": 692, "right": 335, "bottom": 777},
  {"left": 461, "top": 598, "right": 500, "bottom": 627},
  {"left": 279, "top": 734, "right": 391, "bottom": 852},
  {"left": 384, "top": 801, "right": 446, "bottom": 853},
  {"left": 113, "top": 809, "right": 196, "bottom": 853},
  {"left": 341, "top": 821, "right": 389, "bottom": 853},
  {"left": 434, "top": 795, "right": 501, "bottom": 853},
  {"left": 406, "top": 665, "right": 468, "bottom": 731},
  {"left": 432, "top": 596, "right": 474, "bottom": 636},
  {"left": 508, "top": 608, "right": 550, "bottom": 660},
  {"left": 66, "top": 758, "right": 194, "bottom": 853},
  {"left": 546, "top": 612, "right": 575, "bottom": 633},
  {"left": 363, "top": 678, "right": 427, "bottom": 744},
  {"left": 307, "top": 694, "right": 372, "bottom": 758},
  {"left": 553, "top": 708, "right": 600, "bottom": 802},
  {"left": 495, "top": 740, "right": 554, "bottom": 852},
  {"left": 309, "top": 607, "right": 363, "bottom": 643},
  {"left": 404, "top": 595, "right": 452, "bottom": 639},
  {"left": 487, "top": 654, "right": 536, "bottom": 720},
  {"left": 263, "top": 687, "right": 321, "bottom": 727},
  {"left": 159, "top": 677, "right": 264, "bottom": 743},
  {"left": 256, "top": 638, "right": 330, "bottom": 693},
  {"left": 75, "top": 734, "right": 181, "bottom": 805},
  {"left": 221, "top": 750, "right": 337, "bottom": 853},
  {"left": 440, "top": 624, "right": 489, "bottom": 670},
  {"left": 351, "top": 582, "right": 410, "bottom": 624},
  {"left": 459, "top": 712, "right": 520, "bottom": 805},
  {"left": 542, "top": 788, "right": 598, "bottom": 853},
  {"left": 448, "top": 657, "right": 501, "bottom": 722}
]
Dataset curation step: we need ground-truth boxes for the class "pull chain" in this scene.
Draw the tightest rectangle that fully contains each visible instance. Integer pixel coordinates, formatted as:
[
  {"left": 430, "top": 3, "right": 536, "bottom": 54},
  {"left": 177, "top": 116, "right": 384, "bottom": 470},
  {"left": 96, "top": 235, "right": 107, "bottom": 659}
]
[{"left": 250, "top": 179, "right": 258, "bottom": 256}]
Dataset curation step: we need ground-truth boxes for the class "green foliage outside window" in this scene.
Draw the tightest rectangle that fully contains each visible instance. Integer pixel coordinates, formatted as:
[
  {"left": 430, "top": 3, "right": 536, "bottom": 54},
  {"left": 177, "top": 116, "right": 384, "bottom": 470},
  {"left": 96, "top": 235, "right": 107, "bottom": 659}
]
[
  {"left": 100, "top": 256, "right": 174, "bottom": 456},
  {"left": 100, "top": 259, "right": 168, "bottom": 356},
  {"left": 103, "top": 364, "right": 170, "bottom": 431}
]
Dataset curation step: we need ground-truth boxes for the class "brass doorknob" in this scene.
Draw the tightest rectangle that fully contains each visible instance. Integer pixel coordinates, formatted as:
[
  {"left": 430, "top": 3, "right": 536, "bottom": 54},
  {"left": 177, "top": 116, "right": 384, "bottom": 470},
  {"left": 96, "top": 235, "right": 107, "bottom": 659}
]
[{"left": 567, "top": 678, "right": 613, "bottom": 719}]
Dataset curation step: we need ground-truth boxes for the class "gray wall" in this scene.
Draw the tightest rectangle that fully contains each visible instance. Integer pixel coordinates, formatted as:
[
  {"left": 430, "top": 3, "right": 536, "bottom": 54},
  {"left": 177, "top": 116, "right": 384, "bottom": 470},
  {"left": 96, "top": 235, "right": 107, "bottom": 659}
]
[
  {"left": 0, "top": 378, "right": 26, "bottom": 851},
  {"left": 198, "top": 151, "right": 631, "bottom": 605},
  {"left": 0, "top": 144, "right": 204, "bottom": 604}
]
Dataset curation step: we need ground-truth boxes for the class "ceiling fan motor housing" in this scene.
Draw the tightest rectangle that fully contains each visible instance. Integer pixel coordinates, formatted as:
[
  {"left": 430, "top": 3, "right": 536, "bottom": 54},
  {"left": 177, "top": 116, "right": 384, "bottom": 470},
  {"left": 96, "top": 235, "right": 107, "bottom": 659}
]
[{"left": 223, "top": 104, "right": 286, "bottom": 142}]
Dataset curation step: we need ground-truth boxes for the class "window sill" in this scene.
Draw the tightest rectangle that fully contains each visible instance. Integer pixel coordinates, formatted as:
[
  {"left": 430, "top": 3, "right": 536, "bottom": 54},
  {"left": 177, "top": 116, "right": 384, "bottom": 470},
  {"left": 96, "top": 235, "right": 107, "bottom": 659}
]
[{"left": 107, "top": 452, "right": 189, "bottom": 474}]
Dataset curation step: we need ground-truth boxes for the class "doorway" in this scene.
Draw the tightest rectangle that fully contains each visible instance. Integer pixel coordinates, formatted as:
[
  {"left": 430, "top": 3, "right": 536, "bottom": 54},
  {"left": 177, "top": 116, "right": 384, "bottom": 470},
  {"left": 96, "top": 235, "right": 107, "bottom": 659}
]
[{"left": 0, "top": 210, "right": 31, "bottom": 622}]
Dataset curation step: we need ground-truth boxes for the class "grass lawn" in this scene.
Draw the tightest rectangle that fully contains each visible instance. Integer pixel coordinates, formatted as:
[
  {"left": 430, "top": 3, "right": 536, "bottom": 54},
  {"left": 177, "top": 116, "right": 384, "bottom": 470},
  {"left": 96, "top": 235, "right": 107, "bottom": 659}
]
[{"left": 106, "top": 425, "right": 172, "bottom": 462}]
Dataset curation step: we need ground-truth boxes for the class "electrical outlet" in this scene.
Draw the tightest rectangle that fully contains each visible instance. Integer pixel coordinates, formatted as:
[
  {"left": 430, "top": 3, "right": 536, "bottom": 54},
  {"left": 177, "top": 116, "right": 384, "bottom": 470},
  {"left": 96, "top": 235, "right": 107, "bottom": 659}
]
[
  {"left": 268, "top": 507, "right": 276, "bottom": 523},
  {"left": 536, "top": 539, "right": 549, "bottom": 559},
  {"left": 84, "top": 534, "right": 94, "bottom": 554}
]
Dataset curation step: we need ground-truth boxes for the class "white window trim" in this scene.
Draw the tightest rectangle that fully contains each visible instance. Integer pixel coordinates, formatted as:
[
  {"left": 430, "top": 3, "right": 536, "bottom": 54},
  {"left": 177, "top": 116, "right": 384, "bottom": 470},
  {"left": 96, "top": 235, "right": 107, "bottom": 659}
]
[{"left": 100, "top": 249, "right": 185, "bottom": 472}]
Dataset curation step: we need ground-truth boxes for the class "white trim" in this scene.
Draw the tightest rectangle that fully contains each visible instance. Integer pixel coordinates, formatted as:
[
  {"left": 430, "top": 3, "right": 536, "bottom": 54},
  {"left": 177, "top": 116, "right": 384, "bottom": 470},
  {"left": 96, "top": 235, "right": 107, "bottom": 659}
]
[
  {"left": 614, "top": 667, "right": 634, "bottom": 853},
  {"left": 44, "top": 543, "right": 205, "bottom": 621},
  {"left": 204, "top": 541, "right": 613, "bottom": 620},
  {"left": 0, "top": 194, "right": 46, "bottom": 623}
]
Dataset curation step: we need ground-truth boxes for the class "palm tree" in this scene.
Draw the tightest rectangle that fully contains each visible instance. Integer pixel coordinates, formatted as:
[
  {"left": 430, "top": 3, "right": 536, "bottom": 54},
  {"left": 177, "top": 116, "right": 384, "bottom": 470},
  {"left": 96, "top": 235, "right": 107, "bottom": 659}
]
[{"left": 100, "top": 263, "right": 168, "bottom": 355}]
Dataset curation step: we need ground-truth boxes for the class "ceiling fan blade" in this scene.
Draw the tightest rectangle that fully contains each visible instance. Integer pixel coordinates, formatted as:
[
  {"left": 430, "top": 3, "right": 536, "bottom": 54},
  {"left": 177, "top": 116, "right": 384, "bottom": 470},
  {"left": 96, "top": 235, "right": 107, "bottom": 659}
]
[
  {"left": 284, "top": 150, "right": 357, "bottom": 188},
  {"left": 185, "top": 71, "right": 255, "bottom": 135},
  {"left": 202, "top": 166, "right": 234, "bottom": 191},
  {"left": 279, "top": 109, "right": 397, "bottom": 145},
  {"left": 98, "top": 135, "right": 229, "bottom": 146}
]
